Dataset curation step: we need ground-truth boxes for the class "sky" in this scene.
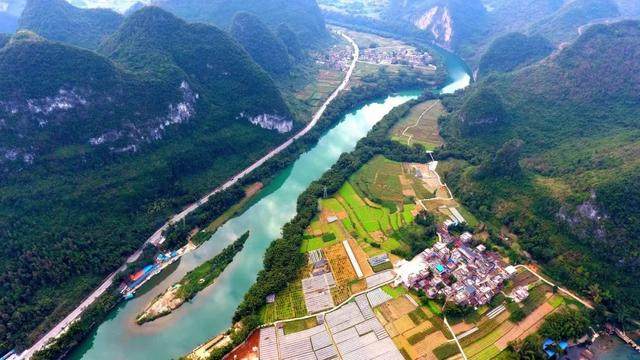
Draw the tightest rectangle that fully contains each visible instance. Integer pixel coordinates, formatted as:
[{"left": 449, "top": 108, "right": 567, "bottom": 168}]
[{"left": 68, "top": 0, "right": 149, "bottom": 12}]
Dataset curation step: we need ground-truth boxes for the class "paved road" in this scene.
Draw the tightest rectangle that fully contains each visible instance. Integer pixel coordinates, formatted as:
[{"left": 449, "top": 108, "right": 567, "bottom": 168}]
[{"left": 18, "top": 32, "right": 359, "bottom": 360}]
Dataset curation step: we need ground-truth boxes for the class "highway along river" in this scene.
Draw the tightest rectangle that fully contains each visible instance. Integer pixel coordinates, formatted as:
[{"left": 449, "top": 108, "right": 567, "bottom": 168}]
[{"left": 71, "top": 50, "right": 470, "bottom": 360}]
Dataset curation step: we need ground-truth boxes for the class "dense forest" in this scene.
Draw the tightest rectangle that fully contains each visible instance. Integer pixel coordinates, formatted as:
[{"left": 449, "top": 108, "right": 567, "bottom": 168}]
[
  {"left": 438, "top": 20, "right": 640, "bottom": 323},
  {"left": 230, "top": 12, "right": 292, "bottom": 76},
  {"left": 0, "top": 7, "right": 294, "bottom": 353},
  {"left": 478, "top": 32, "right": 554, "bottom": 76}
]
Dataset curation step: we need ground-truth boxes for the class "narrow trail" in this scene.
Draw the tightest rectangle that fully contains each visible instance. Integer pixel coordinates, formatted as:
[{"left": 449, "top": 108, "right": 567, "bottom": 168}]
[{"left": 18, "top": 31, "right": 360, "bottom": 360}]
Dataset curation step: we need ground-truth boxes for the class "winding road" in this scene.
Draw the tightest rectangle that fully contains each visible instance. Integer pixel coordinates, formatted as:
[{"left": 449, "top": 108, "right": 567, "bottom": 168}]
[{"left": 17, "top": 31, "right": 359, "bottom": 360}]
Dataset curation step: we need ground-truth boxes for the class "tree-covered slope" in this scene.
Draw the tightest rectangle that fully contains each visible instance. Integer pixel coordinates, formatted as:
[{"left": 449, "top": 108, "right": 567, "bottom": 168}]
[
  {"left": 19, "top": 0, "right": 123, "bottom": 49},
  {"left": 99, "top": 7, "right": 291, "bottom": 119},
  {"left": 152, "top": 0, "right": 328, "bottom": 45},
  {"left": 0, "top": 7, "right": 294, "bottom": 353},
  {"left": 440, "top": 20, "right": 640, "bottom": 320},
  {"left": 529, "top": 0, "right": 620, "bottom": 43},
  {"left": 230, "top": 12, "right": 292, "bottom": 76},
  {"left": 478, "top": 32, "right": 554, "bottom": 76}
]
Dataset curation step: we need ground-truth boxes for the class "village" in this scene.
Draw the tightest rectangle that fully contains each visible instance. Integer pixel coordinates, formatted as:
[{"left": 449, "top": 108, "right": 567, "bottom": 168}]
[
  {"left": 360, "top": 45, "right": 436, "bottom": 70},
  {"left": 395, "top": 226, "right": 516, "bottom": 309}
]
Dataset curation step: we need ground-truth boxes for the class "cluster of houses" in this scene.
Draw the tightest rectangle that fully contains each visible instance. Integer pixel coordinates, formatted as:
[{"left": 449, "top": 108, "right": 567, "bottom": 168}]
[
  {"left": 360, "top": 46, "right": 435, "bottom": 69},
  {"left": 395, "top": 227, "right": 515, "bottom": 307},
  {"left": 314, "top": 45, "right": 353, "bottom": 71}
]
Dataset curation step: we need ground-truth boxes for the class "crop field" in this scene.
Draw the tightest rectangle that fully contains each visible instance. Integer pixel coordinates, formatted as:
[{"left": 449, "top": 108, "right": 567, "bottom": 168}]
[
  {"left": 378, "top": 296, "right": 452, "bottom": 359},
  {"left": 292, "top": 55, "right": 345, "bottom": 119},
  {"left": 350, "top": 155, "right": 405, "bottom": 204},
  {"left": 350, "top": 156, "right": 434, "bottom": 206},
  {"left": 260, "top": 281, "right": 308, "bottom": 323},
  {"left": 338, "top": 182, "right": 397, "bottom": 233},
  {"left": 390, "top": 100, "right": 445, "bottom": 150},
  {"left": 283, "top": 317, "right": 318, "bottom": 335},
  {"left": 324, "top": 242, "right": 357, "bottom": 304}
]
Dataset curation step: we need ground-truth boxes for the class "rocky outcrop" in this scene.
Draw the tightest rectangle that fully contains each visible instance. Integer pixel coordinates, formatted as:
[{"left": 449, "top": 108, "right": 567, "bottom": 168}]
[
  {"left": 414, "top": 6, "right": 454, "bottom": 46},
  {"left": 88, "top": 81, "right": 197, "bottom": 153},
  {"left": 240, "top": 113, "right": 293, "bottom": 133}
]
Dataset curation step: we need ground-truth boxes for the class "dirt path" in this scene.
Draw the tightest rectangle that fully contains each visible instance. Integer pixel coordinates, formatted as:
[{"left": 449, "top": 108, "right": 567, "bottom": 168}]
[{"left": 400, "top": 102, "right": 438, "bottom": 146}]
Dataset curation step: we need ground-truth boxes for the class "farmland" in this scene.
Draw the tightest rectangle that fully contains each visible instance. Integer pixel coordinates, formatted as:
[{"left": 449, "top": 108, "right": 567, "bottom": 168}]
[
  {"left": 260, "top": 276, "right": 308, "bottom": 323},
  {"left": 376, "top": 294, "right": 454, "bottom": 359},
  {"left": 451, "top": 267, "right": 588, "bottom": 359},
  {"left": 390, "top": 100, "right": 446, "bottom": 150}
]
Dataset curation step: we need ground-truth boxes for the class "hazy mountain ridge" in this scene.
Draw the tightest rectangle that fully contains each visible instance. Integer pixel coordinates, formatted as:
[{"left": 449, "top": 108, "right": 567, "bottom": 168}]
[
  {"left": 152, "top": 0, "right": 329, "bottom": 45},
  {"left": 19, "top": 0, "right": 123, "bottom": 49},
  {"left": 385, "top": 0, "right": 489, "bottom": 50}
]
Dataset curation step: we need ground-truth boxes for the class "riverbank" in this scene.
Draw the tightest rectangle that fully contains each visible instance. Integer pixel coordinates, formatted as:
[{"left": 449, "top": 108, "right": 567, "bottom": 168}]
[
  {"left": 136, "top": 232, "right": 250, "bottom": 325},
  {"left": 59, "top": 26, "right": 459, "bottom": 360}
]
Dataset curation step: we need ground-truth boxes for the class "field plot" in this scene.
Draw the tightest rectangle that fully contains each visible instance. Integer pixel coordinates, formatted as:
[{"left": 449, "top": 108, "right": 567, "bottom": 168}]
[
  {"left": 324, "top": 242, "right": 358, "bottom": 304},
  {"left": 350, "top": 155, "right": 433, "bottom": 206},
  {"left": 260, "top": 281, "right": 308, "bottom": 323},
  {"left": 289, "top": 44, "right": 347, "bottom": 120},
  {"left": 376, "top": 296, "right": 451, "bottom": 359},
  {"left": 301, "top": 198, "right": 350, "bottom": 252},
  {"left": 390, "top": 100, "right": 446, "bottom": 149}
]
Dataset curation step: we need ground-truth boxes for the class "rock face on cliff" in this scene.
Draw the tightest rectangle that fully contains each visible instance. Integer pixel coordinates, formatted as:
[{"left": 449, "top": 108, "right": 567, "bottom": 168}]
[{"left": 384, "top": 0, "right": 488, "bottom": 50}]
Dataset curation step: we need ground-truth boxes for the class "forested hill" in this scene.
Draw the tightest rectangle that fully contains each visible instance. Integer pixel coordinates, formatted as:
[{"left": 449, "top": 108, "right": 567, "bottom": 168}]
[
  {"left": 152, "top": 0, "right": 329, "bottom": 45},
  {"left": 478, "top": 33, "right": 554, "bottom": 76},
  {"left": 230, "top": 12, "right": 292, "bottom": 76},
  {"left": 99, "top": 7, "right": 291, "bottom": 119},
  {"left": 18, "top": 0, "right": 123, "bottom": 49},
  {"left": 440, "top": 20, "right": 640, "bottom": 321},
  {"left": 0, "top": 7, "right": 294, "bottom": 353},
  {"left": 528, "top": 0, "right": 620, "bottom": 44}
]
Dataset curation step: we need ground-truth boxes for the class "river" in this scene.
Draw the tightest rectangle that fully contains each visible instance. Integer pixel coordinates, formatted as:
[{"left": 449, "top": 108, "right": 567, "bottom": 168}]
[{"left": 69, "top": 41, "right": 470, "bottom": 360}]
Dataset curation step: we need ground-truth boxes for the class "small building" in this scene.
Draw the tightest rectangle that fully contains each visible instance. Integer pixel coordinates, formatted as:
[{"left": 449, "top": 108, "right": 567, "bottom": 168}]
[
  {"left": 511, "top": 286, "right": 530, "bottom": 303},
  {"left": 266, "top": 294, "right": 276, "bottom": 304},
  {"left": 460, "top": 232, "right": 473, "bottom": 242},
  {"left": 368, "top": 253, "right": 390, "bottom": 267},
  {"left": 327, "top": 215, "right": 338, "bottom": 223},
  {"left": 505, "top": 265, "right": 517, "bottom": 277}
]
